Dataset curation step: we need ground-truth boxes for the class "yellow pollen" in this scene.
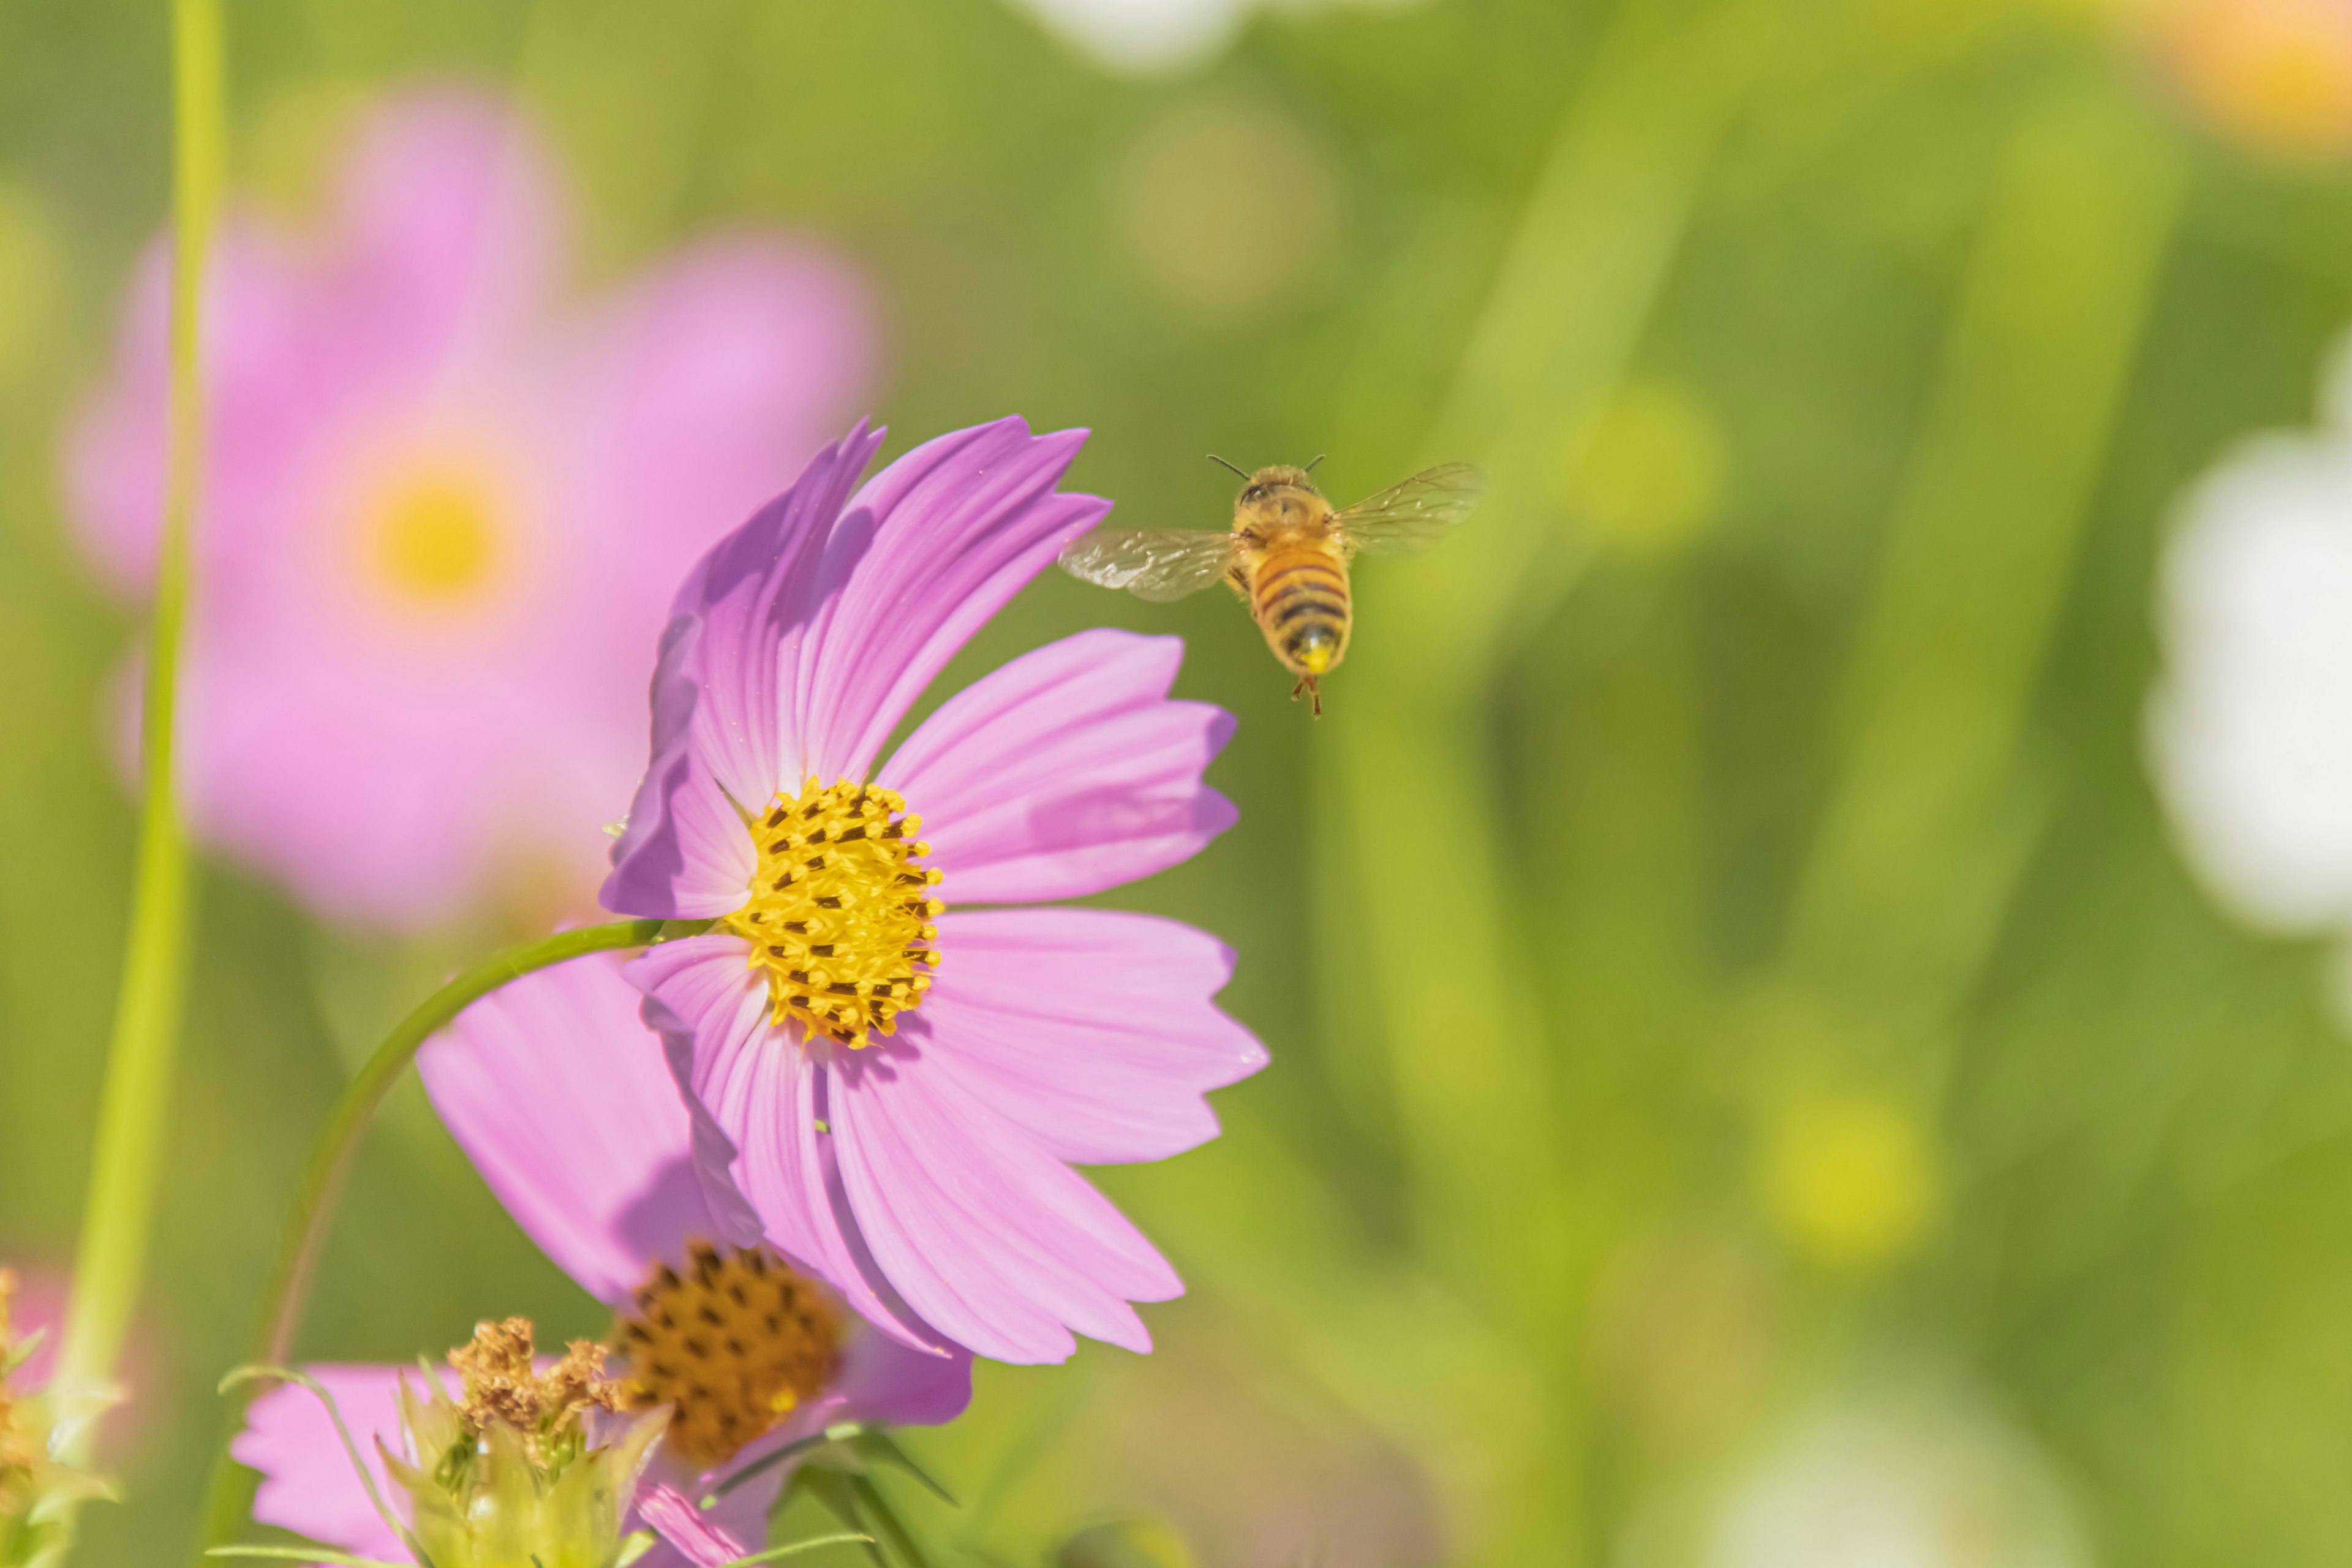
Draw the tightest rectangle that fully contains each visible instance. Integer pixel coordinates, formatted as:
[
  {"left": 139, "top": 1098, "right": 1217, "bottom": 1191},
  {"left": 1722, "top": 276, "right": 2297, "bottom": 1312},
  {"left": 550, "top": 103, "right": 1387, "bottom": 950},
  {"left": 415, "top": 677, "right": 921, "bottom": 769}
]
[
  {"left": 720, "top": 777, "right": 942, "bottom": 1050},
  {"left": 370, "top": 473, "right": 500, "bottom": 603},
  {"left": 612, "top": 1243, "right": 842, "bottom": 1469}
]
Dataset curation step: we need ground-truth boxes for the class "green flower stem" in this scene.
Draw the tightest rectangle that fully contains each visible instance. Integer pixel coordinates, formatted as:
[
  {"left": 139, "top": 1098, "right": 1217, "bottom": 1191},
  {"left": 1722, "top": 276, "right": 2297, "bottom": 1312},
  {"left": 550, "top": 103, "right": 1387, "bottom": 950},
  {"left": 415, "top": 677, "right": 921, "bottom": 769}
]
[
  {"left": 46, "top": 0, "right": 226, "bottom": 1505},
  {"left": 190, "top": 916, "right": 705, "bottom": 1564}
]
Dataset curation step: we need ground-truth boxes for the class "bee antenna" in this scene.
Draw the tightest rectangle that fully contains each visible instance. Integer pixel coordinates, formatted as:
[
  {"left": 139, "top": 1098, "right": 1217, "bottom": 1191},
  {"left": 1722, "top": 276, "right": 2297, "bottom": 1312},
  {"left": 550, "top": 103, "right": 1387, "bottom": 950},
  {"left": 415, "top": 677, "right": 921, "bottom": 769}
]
[
  {"left": 1303, "top": 453, "right": 1328, "bottom": 475},
  {"left": 1206, "top": 454, "right": 1251, "bottom": 480}
]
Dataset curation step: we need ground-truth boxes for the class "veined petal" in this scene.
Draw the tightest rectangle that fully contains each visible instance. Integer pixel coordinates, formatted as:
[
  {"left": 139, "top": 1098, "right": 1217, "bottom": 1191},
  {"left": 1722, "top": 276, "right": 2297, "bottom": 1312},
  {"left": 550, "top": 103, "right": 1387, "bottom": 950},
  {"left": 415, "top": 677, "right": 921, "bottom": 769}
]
[
  {"left": 601, "top": 691, "right": 760, "bottom": 919},
  {"left": 918, "top": 908, "right": 1265, "bottom": 1165},
  {"left": 232, "top": 1365, "right": 410, "bottom": 1566},
  {"left": 627, "top": 935, "right": 945, "bottom": 1353},
  {"left": 604, "top": 418, "right": 1109, "bottom": 916},
  {"left": 878, "top": 628, "right": 1236, "bottom": 903},
  {"left": 604, "top": 424, "right": 886, "bottom": 918},
  {"left": 828, "top": 1040, "right": 1183, "bottom": 1365},
  {"left": 797, "top": 418, "right": 1111, "bottom": 780},
  {"left": 418, "top": 952, "right": 709, "bottom": 1307}
]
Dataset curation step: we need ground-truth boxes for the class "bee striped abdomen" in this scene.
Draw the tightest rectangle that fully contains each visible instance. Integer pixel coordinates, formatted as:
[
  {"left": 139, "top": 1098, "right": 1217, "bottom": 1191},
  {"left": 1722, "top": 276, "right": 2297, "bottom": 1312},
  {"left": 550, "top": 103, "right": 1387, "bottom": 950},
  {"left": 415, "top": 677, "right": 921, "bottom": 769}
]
[{"left": 1250, "top": 547, "right": 1352, "bottom": 677}]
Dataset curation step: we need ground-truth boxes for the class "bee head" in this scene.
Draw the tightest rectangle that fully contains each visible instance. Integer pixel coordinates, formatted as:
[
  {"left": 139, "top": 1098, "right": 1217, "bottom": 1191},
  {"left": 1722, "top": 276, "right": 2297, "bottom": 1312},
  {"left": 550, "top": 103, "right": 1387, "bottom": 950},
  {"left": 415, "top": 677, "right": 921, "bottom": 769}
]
[{"left": 1238, "top": 464, "right": 1319, "bottom": 505}]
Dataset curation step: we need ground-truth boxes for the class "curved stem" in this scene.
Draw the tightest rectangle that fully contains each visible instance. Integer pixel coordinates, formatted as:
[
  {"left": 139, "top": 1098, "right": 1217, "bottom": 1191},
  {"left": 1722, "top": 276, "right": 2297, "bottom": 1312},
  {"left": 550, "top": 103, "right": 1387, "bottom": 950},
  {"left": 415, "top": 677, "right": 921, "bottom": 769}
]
[{"left": 190, "top": 916, "right": 704, "bottom": 1562}]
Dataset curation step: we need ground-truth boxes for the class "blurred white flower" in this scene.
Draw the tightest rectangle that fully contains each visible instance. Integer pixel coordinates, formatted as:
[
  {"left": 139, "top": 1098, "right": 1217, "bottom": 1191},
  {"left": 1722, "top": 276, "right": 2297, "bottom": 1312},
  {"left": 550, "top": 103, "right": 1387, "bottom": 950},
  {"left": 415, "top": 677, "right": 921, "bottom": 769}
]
[
  {"left": 2149, "top": 338, "right": 2352, "bottom": 955},
  {"left": 1001, "top": 0, "right": 1422, "bottom": 73},
  {"left": 1707, "top": 1393, "right": 2086, "bottom": 1568}
]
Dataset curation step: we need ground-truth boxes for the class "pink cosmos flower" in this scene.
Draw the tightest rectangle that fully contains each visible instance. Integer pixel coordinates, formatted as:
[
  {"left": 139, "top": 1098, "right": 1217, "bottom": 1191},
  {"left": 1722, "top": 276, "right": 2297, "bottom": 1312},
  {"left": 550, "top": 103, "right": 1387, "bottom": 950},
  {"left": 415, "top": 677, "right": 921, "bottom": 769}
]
[
  {"left": 232, "top": 954, "right": 968, "bottom": 1567},
  {"left": 65, "top": 87, "right": 875, "bottom": 929},
  {"left": 603, "top": 416, "right": 1265, "bottom": 1365}
]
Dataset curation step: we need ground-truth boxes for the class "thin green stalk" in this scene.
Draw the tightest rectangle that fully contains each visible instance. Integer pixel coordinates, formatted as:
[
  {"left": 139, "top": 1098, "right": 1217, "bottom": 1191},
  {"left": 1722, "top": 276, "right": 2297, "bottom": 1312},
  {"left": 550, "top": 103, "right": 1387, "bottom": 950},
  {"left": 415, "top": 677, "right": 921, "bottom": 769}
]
[
  {"left": 1781, "top": 88, "right": 2182, "bottom": 1037},
  {"left": 190, "top": 917, "right": 698, "bottom": 1562},
  {"left": 48, "top": 0, "right": 225, "bottom": 1493}
]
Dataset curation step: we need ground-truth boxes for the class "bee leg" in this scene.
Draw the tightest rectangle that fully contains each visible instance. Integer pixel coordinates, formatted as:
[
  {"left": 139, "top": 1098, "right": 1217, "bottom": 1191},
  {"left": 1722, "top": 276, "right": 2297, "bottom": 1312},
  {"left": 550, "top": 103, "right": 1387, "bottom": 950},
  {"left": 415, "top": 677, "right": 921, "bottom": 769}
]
[{"left": 1290, "top": 674, "right": 1322, "bottom": 717}]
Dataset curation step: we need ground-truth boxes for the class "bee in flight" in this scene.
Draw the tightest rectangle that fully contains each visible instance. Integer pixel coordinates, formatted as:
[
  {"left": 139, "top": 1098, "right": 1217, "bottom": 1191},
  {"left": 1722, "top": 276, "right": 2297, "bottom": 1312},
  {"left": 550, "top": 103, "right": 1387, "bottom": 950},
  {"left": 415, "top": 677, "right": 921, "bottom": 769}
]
[{"left": 1056, "top": 457, "right": 1483, "bottom": 715}]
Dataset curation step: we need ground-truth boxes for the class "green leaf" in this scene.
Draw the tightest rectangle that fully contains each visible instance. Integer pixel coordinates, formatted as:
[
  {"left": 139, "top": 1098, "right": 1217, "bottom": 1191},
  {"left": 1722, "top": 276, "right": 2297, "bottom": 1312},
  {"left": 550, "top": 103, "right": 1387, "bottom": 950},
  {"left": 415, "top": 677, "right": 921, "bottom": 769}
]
[
  {"left": 843, "top": 1431, "right": 956, "bottom": 1507},
  {"left": 704, "top": 1428, "right": 840, "bottom": 1505},
  {"left": 846, "top": 1476, "right": 932, "bottom": 1568}
]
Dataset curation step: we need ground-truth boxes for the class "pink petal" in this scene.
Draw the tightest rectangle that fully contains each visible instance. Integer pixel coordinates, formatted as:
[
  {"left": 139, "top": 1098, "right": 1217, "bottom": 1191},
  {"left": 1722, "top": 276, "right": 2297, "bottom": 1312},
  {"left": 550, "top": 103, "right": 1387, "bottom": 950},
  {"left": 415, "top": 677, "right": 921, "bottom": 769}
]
[
  {"left": 831, "top": 1324, "right": 974, "bottom": 1428},
  {"left": 626, "top": 936, "right": 944, "bottom": 1354},
  {"left": 828, "top": 1040, "right": 1183, "bottom": 1365},
  {"left": 790, "top": 419, "right": 1111, "bottom": 781},
  {"left": 878, "top": 628, "right": 1236, "bottom": 903},
  {"left": 601, "top": 700, "right": 760, "bottom": 921},
  {"left": 418, "top": 952, "right": 713, "bottom": 1306},
  {"left": 329, "top": 88, "right": 567, "bottom": 368},
  {"left": 636, "top": 1482, "right": 751, "bottom": 1568},
  {"left": 576, "top": 239, "right": 878, "bottom": 594},
  {"left": 917, "top": 908, "right": 1265, "bottom": 1165},
  {"left": 603, "top": 424, "right": 886, "bottom": 918},
  {"left": 232, "top": 1365, "right": 409, "bottom": 1565},
  {"left": 604, "top": 419, "right": 1111, "bottom": 919}
]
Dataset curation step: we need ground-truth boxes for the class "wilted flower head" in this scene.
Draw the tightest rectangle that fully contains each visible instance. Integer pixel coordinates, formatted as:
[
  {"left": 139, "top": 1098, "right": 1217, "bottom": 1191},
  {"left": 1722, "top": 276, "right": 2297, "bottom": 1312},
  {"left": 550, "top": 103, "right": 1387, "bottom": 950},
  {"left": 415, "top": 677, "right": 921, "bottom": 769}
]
[
  {"left": 65, "top": 86, "right": 875, "bottom": 930},
  {"left": 377, "top": 1321, "right": 665, "bottom": 1568},
  {"left": 605, "top": 417, "right": 1265, "bottom": 1365}
]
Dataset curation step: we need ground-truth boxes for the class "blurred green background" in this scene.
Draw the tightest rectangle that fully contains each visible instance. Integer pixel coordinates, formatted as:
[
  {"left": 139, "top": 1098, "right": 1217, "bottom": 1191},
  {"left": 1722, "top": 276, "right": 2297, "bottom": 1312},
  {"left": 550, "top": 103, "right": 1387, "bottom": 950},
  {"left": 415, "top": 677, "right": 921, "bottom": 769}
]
[{"left": 12, "top": 0, "right": 2352, "bottom": 1562}]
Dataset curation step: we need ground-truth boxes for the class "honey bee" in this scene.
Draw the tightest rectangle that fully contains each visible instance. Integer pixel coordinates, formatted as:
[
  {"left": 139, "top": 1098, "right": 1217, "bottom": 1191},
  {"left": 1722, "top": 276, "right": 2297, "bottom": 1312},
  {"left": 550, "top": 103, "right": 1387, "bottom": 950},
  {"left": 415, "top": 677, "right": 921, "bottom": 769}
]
[{"left": 1056, "top": 458, "right": 1483, "bottom": 714}]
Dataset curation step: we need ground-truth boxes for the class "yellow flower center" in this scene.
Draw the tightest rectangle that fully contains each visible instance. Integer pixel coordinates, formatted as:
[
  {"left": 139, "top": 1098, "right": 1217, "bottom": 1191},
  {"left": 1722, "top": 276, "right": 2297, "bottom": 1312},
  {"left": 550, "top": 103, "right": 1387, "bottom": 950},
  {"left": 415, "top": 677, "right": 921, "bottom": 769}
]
[
  {"left": 613, "top": 1243, "right": 842, "bottom": 1469},
  {"left": 719, "top": 777, "right": 942, "bottom": 1050},
  {"left": 369, "top": 472, "right": 502, "bottom": 605}
]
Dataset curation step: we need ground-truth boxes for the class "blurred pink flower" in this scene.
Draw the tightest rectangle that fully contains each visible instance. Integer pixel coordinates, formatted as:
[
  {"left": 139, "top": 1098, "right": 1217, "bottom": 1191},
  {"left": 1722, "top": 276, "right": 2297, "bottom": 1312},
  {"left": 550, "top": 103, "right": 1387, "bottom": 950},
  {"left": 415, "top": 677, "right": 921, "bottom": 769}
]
[
  {"left": 65, "top": 86, "right": 876, "bottom": 930},
  {"left": 233, "top": 952, "right": 967, "bottom": 1568},
  {"left": 605, "top": 416, "right": 1263, "bottom": 1366}
]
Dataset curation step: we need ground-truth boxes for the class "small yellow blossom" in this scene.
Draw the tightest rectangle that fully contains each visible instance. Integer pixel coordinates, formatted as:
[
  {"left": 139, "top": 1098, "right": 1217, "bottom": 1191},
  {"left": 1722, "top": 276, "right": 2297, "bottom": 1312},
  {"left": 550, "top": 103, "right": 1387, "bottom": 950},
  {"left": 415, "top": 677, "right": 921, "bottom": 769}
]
[{"left": 1760, "top": 1093, "right": 1940, "bottom": 1272}]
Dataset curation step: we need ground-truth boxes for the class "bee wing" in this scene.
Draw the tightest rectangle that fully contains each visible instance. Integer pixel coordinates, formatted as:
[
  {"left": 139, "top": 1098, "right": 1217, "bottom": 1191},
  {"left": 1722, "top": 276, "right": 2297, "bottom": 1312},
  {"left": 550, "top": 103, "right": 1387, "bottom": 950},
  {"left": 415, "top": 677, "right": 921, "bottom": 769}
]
[
  {"left": 1056, "top": 528, "right": 1239, "bottom": 603},
  {"left": 1332, "top": 462, "right": 1486, "bottom": 558}
]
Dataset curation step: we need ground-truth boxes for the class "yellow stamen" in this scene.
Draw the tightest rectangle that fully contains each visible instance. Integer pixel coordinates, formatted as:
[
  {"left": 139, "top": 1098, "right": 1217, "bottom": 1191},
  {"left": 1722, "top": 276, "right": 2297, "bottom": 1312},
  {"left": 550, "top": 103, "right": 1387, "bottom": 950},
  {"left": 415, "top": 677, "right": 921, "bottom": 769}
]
[
  {"left": 612, "top": 1242, "right": 842, "bottom": 1469},
  {"left": 446, "top": 1319, "right": 619, "bottom": 1466},
  {"left": 720, "top": 777, "right": 942, "bottom": 1050}
]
